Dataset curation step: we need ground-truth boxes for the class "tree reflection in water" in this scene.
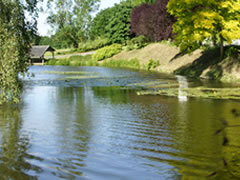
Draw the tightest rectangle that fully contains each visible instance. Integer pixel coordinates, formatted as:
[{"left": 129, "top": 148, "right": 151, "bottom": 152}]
[
  {"left": 0, "top": 104, "right": 43, "bottom": 179},
  {"left": 212, "top": 109, "right": 240, "bottom": 179}
]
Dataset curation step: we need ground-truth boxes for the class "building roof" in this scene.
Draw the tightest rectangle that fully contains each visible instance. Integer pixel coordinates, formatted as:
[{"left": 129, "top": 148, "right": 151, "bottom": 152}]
[{"left": 30, "top": 45, "right": 55, "bottom": 59}]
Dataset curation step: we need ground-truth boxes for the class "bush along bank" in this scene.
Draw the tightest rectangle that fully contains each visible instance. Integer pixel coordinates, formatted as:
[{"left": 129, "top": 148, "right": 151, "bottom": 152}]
[
  {"left": 92, "top": 44, "right": 122, "bottom": 61},
  {"left": 46, "top": 43, "right": 161, "bottom": 71}
]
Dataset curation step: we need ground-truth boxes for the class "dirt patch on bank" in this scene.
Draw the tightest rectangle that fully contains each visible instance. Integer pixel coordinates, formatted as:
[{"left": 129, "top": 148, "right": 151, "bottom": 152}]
[
  {"left": 111, "top": 43, "right": 202, "bottom": 73},
  {"left": 110, "top": 43, "right": 240, "bottom": 82}
]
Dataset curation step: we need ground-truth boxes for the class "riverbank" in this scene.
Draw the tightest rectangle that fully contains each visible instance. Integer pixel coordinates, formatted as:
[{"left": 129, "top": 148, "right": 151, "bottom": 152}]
[
  {"left": 109, "top": 43, "right": 240, "bottom": 82},
  {"left": 46, "top": 42, "right": 240, "bottom": 82}
]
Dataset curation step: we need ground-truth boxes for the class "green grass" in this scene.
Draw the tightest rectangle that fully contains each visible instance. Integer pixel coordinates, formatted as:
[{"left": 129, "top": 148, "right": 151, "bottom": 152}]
[
  {"left": 46, "top": 55, "right": 155, "bottom": 72},
  {"left": 69, "top": 55, "right": 98, "bottom": 66},
  {"left": 102, "top": 58, "right": 141, "bottom": 69},
  {"left": 46, "top": 55, "right": 97, "bottom": 66},
  {"left": 159, "top": 40, "right": 176, "bottom": 47}
]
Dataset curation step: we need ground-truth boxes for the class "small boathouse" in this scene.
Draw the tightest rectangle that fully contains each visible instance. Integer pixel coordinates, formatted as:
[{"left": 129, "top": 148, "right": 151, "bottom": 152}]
[{"left": 30, "top": 45, "right": 55, "bottom": 64}]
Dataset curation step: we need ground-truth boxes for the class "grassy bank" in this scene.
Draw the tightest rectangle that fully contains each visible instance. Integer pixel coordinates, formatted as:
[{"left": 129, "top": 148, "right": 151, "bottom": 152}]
[
  {"left": 47, "top": 55, "right": 97, "bottom": 66},
  {"left": 107, "top": 43, "right": 240, "bottom": 82},
  {"left": 45, "top": 42, "right": 240, "bottom": 82},
  {"left": 46, "top": 55, "right": 160, "bottom": 72}
]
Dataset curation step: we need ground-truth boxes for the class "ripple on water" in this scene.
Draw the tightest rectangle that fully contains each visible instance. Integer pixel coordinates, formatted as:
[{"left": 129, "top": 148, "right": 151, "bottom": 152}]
[{"left": 0, "top": 66, "right": 240, "bottom": 179}]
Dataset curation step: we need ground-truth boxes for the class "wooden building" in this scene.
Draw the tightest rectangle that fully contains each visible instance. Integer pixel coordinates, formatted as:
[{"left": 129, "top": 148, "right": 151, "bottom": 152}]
[{"left": 30, "top": 45, "right": 55, "bottom": 64}]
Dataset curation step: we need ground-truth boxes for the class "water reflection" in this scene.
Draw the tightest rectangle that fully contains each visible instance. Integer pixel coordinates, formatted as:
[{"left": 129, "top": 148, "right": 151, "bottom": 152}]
[
  {"left": 22, "top": 86, "right": 93, "bottom": 179},
  {"left": 0, "top": 105, "right": 42, "bottom": 179},
  {"left": 1, "top": 66, "right": 240, "bottom": 179},
  {"left": 215, "top": 104, "right": 240, "bottom": 179},
  {"left": 176, "top": 75, "right": 188, "bottom": 102}
]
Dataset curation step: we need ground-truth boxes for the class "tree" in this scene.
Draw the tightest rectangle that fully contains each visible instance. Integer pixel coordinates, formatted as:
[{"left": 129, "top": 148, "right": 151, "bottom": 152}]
[
  {"left": 91, "top": 1, "right": 135, "bottom": 44},
  {"left": 46, "top": 0, "right": 100, "bottom": 48},
  {"left": 167, "top": 0, "right": 240, "bottom": 58},
  {"left": 106, "top": 1, "right": 135, "bottom": 44},
  {"left": 90, "top": 7, "right": 115, "bottom": 39},
  {"left": 131, "top": 0, "right": 175, "bottom": 41},
  {"left": 0, "top": 0, "right": 38, "bottom": 104}
]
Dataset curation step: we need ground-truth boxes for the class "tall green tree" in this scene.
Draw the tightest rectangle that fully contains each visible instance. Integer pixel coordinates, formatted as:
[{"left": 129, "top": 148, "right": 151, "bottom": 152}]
[
  {"left": 0, "top": 0, "right": 38, "bottom": 104},
  {"left": 167, "top": 0, "right": 240, "bottom": 58},
  {"left": 47, "top": 0, "right": 100, "bottom": 48},
  {"left": 106, "top": 1, "right": 134, "bottom": 43},
  {"left": 90, "top": 7, "right": 115, "bottom": 39},
  {"left": 91, "top": 0, "right": 135, "bottom": 44}
]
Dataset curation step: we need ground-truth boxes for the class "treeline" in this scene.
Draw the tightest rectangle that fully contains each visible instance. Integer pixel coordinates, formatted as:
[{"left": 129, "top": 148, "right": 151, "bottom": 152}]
[
  {"left": 37, "top": 0, "right": 239, "bottom": 57},
  {"left": 36, "top": 0, "right": 175, "bottom": 50}
]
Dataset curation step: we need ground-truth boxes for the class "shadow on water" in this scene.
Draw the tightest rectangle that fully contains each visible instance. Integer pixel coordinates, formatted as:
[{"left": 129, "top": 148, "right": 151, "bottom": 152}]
[
  {"left": 0, "top": 104, "right": 43, "bottom": 179},
  {"left": 212, "top": 108, "right": 240, "bottom": 179},
  {"left": 91, "top": 86, "right": 132, "bottom": 104}
]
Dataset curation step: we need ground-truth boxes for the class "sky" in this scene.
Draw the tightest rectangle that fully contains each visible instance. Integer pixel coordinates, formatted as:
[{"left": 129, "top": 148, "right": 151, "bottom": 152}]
[{"left": 37, "top": 0, "right": 121, "bottom": 36}]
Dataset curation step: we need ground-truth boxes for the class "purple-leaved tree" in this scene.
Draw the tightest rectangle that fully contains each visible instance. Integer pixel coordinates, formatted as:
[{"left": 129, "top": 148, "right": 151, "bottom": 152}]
[{"left": 131, "top": 0, "right": 175, "bottom": 41}]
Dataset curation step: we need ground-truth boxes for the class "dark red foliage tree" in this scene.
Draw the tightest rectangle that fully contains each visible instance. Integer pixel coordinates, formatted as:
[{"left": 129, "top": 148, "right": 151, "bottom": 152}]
[{"left": 131, "top": 0, "right": 175, "bottom": 41}]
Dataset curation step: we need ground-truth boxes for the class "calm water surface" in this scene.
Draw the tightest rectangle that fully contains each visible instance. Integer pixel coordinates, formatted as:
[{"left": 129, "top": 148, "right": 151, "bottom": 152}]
[{"left": 0, "top": 66, "right": 240, "bottom": 179}]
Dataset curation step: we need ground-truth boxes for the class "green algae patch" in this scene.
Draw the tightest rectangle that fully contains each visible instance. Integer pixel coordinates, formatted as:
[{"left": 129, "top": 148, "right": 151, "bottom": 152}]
[
  {"left": 41, "top": 71, "right": 101, "bottom": 80},
  {"left": 130, "top": 80, "right": 179, "bottom": 89},
  {"left": 137, "top": 87, "right": 240, "bottom": 100},
  {"left": 40, "top": 71, "right": 97, "bottom": 75},
  {"left": 57, "top": 75, "right": 100, "bottom": 80}
]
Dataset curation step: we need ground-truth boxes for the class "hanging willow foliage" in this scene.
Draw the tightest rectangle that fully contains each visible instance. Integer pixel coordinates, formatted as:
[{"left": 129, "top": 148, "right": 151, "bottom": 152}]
[{"left": 0, "top": 0, "right": 37, "bottom": 104}]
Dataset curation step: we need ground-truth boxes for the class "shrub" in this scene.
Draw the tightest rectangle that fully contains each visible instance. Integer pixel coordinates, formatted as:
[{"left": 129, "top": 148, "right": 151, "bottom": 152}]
[
  {"left": 146, "top": 59, "right": 160, "bottom": 71},
  {"left": 92, "top": 44, "right": 122, "bottom": 61},
  {"left": 125, "top": 35, "right": 150, "bottom": 50},
  {"left": 225, "top": 46, "right": 239, "bottom": 59}
]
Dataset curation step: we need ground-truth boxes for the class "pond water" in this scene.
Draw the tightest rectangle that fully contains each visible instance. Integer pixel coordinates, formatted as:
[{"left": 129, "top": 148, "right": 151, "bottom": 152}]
[{"left": 0, "top": 66, "right": 240, "bottom": 179}]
